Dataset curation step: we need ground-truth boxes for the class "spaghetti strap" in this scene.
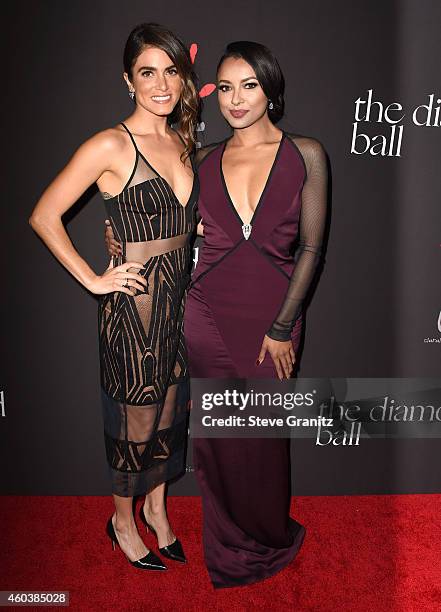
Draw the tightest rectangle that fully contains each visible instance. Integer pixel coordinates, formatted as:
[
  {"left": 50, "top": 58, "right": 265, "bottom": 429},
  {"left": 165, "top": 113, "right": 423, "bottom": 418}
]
[
  {"left": 120, "top": 122, "right": 139, "bottom": 155},
  {"left": 121, "top": 122, "right": 186, "bottom": 152},
  {"left": 121, "top": 122, "right": 192, "bottom": 166}
]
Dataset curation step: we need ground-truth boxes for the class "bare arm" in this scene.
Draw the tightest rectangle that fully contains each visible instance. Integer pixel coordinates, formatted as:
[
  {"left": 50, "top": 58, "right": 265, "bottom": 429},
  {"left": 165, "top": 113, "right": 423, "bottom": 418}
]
[{"left": 29, "top": 131, "right": 146, "bottom": 296}]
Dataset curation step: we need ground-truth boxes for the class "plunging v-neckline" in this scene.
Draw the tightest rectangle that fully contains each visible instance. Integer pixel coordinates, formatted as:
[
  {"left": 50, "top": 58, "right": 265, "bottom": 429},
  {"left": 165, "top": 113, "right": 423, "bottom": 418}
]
[
  {"left": 137, "top": 139, "right": 196, "bottom": 210},
  {"left": 220, "top": 132, "right": 285, "bottom": 232},
  {"left": 120, "top": 122, "right": 196, "bottom": 209}
]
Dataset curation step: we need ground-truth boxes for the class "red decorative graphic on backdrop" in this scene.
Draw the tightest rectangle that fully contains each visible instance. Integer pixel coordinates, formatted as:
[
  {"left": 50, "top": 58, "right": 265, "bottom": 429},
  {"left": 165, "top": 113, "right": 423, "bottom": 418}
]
[{"left": 190, "top": 43, "right": 216, "bottom": 98}]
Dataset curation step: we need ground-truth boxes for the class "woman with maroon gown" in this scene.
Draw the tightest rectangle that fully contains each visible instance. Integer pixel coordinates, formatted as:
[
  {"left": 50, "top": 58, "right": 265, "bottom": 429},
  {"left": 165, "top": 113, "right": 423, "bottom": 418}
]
[{"left": 184, "top": 41, "right": 328, "bottom": 588}]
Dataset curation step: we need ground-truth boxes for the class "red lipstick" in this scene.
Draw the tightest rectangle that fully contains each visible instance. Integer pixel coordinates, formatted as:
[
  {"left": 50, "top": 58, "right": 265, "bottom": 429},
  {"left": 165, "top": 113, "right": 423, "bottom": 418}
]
[{"left": 229, "top": 109, "right": 249, "bottom": 118}]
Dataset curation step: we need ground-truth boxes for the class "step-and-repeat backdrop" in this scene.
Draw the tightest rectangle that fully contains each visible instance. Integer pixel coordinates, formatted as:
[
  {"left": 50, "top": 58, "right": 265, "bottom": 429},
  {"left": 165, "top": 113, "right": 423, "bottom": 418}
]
[{"left": 2, "top": 0, "right": 440, "bottom": 495}]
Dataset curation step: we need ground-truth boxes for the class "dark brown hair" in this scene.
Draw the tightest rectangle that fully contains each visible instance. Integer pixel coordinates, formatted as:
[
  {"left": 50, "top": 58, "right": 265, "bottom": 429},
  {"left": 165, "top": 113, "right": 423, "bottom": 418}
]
[{"left": 123, "top": 22, "right": 199, "bottom": 161}]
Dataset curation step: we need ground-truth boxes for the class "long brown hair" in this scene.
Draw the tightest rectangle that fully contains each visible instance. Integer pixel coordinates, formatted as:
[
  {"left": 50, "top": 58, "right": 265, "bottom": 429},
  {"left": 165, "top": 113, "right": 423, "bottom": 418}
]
[{"left": 123, "top": 22, "right": 199, "bottom": 162}]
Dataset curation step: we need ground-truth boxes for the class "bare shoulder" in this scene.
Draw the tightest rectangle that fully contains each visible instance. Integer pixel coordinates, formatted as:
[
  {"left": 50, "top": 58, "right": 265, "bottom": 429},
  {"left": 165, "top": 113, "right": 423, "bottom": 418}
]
[
  {"left": 67, "top": 125, "right": 131, "bottom": 174},
  {"left": 284, "top": 132, "right": 327, "bottom": 173},
  {"left": 82, "top": 125, "right": 128, "bottom": 156}
]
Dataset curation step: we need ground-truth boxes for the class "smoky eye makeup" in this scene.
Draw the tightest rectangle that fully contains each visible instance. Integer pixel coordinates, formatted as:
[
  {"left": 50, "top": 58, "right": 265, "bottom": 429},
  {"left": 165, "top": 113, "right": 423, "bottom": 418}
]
[{"left": 217, "top": 78, "right": 260, "bottom": 90}]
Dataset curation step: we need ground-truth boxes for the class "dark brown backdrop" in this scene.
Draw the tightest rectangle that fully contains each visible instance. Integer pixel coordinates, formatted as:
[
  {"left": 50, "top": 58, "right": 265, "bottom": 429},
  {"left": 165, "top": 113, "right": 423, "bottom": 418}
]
[{"left": 2, "top": 0, "right": 440, "bottom": 495}]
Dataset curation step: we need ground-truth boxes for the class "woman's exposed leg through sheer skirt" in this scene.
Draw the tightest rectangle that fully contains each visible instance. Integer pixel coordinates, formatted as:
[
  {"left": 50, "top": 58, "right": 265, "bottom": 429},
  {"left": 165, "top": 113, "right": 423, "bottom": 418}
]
[
  {"left": 101, "top": 380, "right": 189, "bottom": 497},
  {"left": 98, "top": 236, "right": 192, "bottom": 497}
]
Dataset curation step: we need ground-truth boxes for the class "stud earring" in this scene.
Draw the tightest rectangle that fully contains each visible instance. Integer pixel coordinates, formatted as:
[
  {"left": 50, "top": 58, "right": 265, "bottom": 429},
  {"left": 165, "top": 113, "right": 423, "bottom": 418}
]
[{"left": 268, "top": 100, "right": 274, "bottom": 110}]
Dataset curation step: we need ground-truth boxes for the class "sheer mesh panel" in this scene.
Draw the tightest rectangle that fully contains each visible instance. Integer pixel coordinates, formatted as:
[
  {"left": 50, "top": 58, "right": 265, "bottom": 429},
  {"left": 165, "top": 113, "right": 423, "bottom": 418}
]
[
  {"left": 194, "top": 143, "right": 223, "bottom": 223},
  {"left": 266, "top": 136, "right": 328, "bottom": 341},
  {"left": 125, "top": 233, "right": 190, "bottom": 267},
  {"left": 99, "top": 248, "right": 190, "bottom": 403},
  {"left": 103, "top": 147, "right": 159, "bottom": 200},
  {"left": 121, "top": 120, "right": 159, "bottom": 192},
  {"left": 98, "top": 245, "right": 191, "bottom": 497},
  {"left": 102, "top": 381, "right": 189, "bottom": 497},
  {"left": 195, "top": 143, "right": 222, "bottom": 168},
  {"left": 126, "top": 153, "right": 159, "bottom": 190}
]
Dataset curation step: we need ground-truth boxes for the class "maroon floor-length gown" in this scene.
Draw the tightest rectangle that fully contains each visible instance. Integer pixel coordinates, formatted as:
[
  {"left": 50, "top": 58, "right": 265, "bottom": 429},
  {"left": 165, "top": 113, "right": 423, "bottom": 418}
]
[{"left": 184, "top": 131, "right": 327, "bottom": 588}]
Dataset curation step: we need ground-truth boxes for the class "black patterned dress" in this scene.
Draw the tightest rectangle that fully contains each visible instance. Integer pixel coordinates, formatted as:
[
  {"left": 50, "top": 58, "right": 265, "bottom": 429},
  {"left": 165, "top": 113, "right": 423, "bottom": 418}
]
[{"left": 98, "top": 123, "right": 198, "bottom": 497}]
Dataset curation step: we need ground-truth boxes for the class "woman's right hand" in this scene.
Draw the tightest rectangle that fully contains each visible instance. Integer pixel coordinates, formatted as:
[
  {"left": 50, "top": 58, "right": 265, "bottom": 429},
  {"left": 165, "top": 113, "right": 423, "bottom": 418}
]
[
  {"left": 105, "top": 219, "right": 122, "bottom": 257},
  {"left": 196, "top": 220, "right": 204, "bottom": 237},
  {"left": 88, "top": 261, "right": 147, "bottom": 296}
]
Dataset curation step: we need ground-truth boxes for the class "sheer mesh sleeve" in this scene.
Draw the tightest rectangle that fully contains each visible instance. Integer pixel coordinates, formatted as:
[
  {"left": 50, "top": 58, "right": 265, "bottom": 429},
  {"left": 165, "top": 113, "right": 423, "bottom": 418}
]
[
  {"left": 266, "top": 136, "right": 328, "bottom": 342},
  {"left": 194, "top": 143, "right": 220, "bottom": 167},
  {"left": 194, "top": 143, "right": 221, "bottom": 223}
]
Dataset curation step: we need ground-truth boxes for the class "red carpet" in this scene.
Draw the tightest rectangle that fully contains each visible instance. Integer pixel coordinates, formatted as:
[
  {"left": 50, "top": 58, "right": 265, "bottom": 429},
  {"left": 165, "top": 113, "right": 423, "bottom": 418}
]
[{"left": 1, "top": 495, "right": 440, "bottom": 611}]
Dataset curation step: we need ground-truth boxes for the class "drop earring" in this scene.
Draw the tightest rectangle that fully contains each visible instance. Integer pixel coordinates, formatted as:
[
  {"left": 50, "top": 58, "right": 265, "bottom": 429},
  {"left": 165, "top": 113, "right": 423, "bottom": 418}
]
[
  {"left": 128, "top": 90, "right": 135, "bottom": 100},
  {"left": 268, "top": 100, "right": 274, "bottom": 110}
]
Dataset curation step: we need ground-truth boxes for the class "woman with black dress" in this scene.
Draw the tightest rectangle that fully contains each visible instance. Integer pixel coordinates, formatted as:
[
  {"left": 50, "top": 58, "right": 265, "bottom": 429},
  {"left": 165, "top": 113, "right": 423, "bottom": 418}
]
[{"left": 29, "top": 23, "right": 199, "bottom": 571}]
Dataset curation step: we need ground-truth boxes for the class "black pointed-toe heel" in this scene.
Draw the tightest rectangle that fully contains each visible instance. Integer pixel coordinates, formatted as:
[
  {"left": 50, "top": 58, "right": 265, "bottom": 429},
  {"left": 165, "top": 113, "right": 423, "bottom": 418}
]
[
  {"left": 139, "top": 506, "right": 187, "bottom": 563},
  {"left": 106, "top": 515, "right": 167, "bottom": 571}
]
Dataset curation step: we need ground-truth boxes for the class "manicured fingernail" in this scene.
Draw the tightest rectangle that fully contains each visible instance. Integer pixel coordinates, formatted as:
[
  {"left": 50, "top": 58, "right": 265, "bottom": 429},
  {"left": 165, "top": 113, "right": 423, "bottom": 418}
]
[{"left": 255, "top": 359, "right": 261, "bottom": 366}]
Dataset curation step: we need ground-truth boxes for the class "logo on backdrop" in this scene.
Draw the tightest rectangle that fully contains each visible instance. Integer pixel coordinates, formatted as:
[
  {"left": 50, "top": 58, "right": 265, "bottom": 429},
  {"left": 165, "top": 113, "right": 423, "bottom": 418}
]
[
  {"left": 190, "top": 43, "right": 216, "bottom": 100},
  {"left": 351, "top": 89, "right": 441, "bottom": 156},
  {"left": 192, "top": 246, "right": 200, "bottom": 268},
  {"left": 422, "top": 310, "right": 441, "bottom": 344},
  {"left": 189, "top": 43, "right": 217, "bottom": 150},
  {"left": 189, "top": 42, "right": 217, "bottom": 265}
]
